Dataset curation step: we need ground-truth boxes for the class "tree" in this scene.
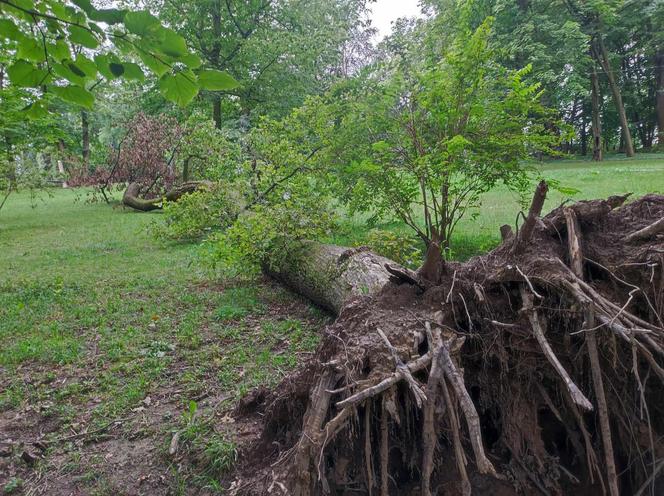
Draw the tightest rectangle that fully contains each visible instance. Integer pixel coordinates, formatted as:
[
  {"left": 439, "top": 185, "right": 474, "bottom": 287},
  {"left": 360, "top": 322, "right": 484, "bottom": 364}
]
[
  {"left": 324, "top": 18, "right": 558, "bottom": 278},
  {"left": 156, "top": 0, "right": 373, "bottom": 127},
  {"left": 0, "top": 59, "right": 66, "bottom": 213}
]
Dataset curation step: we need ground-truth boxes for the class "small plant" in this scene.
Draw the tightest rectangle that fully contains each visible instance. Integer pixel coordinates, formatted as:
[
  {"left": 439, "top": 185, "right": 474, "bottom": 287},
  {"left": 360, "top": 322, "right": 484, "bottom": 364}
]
[
  {"left": 177, "top": 400, "right": 237, "bottom": 483},
  {"left": 213, "top": 287, "right": 263, "bottom": 322},
  {"left": 3, "top": 478, "right": 23, "bottom": 494}
]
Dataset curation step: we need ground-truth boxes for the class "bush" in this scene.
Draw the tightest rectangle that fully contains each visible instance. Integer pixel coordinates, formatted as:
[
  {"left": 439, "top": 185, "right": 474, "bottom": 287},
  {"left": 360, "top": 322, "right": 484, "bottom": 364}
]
[
  {"left": 151, "top": 184, "right": 241, "bottom": 241},
  {"left": 201, "top": 192, "right": 336, "bottom": 277}
]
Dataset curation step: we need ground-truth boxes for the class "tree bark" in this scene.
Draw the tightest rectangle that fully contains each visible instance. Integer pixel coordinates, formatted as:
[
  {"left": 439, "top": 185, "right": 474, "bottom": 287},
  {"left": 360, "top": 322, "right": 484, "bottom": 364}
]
[
  {"left": 264, "top": 244, "right": 396, "bottom": 315},
  {"left": 122, "top": 181, "right": 212, "bottom": 212},
  {"left": 81, "top": 111, "right": 90, "bottom": 169},
  {"left": 656, "top": 49, "right": 664, "bottom": 148},
  {"left": 594, "top": 36, "right": 635, "bottom": 157},
  {"left": 591, "top": 67, "right": 603, "bottom": 161}
]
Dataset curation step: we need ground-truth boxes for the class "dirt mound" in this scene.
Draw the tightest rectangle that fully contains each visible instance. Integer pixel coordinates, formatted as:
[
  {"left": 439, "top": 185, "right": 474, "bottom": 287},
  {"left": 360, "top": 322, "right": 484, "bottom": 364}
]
[{"left": 230, "top": 191, "right": 664, "bottom": 495}]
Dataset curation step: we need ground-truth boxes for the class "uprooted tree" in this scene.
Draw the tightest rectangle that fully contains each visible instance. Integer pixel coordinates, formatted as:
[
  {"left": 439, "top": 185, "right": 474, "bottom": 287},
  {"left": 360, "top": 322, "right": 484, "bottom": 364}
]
[
  {"left": 229, "top": 183, "right": 664, "bottom": 495},
  {"left": 68, "top": 112, "right": 218, "bottom": 211}
]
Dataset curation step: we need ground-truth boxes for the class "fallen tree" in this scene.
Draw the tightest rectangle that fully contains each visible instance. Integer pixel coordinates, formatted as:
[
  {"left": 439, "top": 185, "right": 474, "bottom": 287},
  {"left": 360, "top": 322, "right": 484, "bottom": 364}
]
[
  {"left": 230, "top": 185, "right": 664, "bottom": 496},
  {"left": 121, "top": 181, "right": 213, "bottom": 212}
]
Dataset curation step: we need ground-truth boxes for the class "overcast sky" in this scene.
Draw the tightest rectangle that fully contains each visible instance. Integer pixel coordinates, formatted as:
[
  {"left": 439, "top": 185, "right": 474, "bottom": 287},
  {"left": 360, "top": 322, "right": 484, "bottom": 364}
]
[{"left": 370, "top": 0, "right": 423, "bottom": 40}]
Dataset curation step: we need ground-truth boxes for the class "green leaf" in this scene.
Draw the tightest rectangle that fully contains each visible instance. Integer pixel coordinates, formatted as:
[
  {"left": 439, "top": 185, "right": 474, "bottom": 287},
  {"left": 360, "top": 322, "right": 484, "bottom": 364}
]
[
  {"left": 16, "top": 38, "right": 45, "bottom": 62},
  {"left": 50, "top": 39, "right": 70, "bottom": 62},
  {"left": 0, "top": 19, "right": 23, "bottom": 41},
  {"left": 12, "top": 0, "right": 35, "bottom": 9},
  {"left": 68, "top": 26, "right": 99, "bottom": 49},
  {"left": 74, "top": 54, "right": 97, "bottom": 78},
  {"left": 70, "top": 0, "right": 93, "bottom": 13},
  {"left": 89, "top": 8, "right": 126, "bottom": 25},
  {"left": 124, "top": 11, "right": 160, "bottom": 36},
  {"left": 24, "top": 99, "right": 49, "bottom": 119},
  {"left": 138, "top": 49, "right": 170, "bottom": 77},
  {"left": 109, "top": 62, "right": 125, "bottom": 77},
  {"left": 197, "top": 69, "right": 239, "bottom": 91},
  {"left": 1, "top": 0, "right": 34, "bottom": 21},
  {"left": 67, "top": 62, "right": 86, "bottom": 78},
  {"left": 156, "top": 28, "right": 188, "bottom": 58},
  {"left": 50, "top": 84, "right": 94, "bottom": 109},
  {"left": 123, "top": 63, "right": 145, "bottom": 82},
  {"left": 158, "top": 71, "right": 199, "bottom": 106},
  {"left": 181, "top": 53, "right": 202, "bottom": 69},
  {"left": 94, "top": 54, "right": 114, "bottom": 79},
  {"left": 52, "top": 62, "right": 85, "bottom": 86},
  {"left": 7, "top": 60, "right": 49, "bottom": 87}
]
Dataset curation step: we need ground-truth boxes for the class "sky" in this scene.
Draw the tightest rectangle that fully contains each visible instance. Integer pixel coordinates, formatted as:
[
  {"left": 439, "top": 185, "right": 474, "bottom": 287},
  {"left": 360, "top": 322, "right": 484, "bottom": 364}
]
[{"left": 369, "top": 0, "right": 423, "bottom": 40}]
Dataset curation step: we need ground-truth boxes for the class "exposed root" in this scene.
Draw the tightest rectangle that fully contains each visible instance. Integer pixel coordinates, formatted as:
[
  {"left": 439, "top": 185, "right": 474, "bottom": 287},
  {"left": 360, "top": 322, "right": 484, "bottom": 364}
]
[{"left": 234, "top": 189, "right": 664, "bottom": 495}]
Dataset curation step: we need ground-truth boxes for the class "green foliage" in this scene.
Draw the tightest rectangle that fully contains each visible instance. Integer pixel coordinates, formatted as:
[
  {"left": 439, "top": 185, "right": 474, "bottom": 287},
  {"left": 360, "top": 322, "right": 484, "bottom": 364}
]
[
  {"left": 321, "top": 16, "right": 560, "bottom": 252},
  {"left": 151, "top": 185, "right": 241, "bottom": 242},
  {"left": 0, "top": 0, "right": 238, "bottom": 110},
  {"left": 362, "top": 229, "right": 422, "bottom": 269},
  {"left": 204, "top": 193, "right": 336, "bottom": 277},
  {"left": 177, "top": 400, "right": 237, "bottom": 482}
]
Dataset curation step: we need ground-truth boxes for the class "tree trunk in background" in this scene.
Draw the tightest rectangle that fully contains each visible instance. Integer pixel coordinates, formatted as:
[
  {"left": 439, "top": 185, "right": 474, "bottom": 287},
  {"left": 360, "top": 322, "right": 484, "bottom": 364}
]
[
  {"left": 591, "top": 68, "right": 603, "bottom": 161},
  {"left": 581, "top": 115, "right": 588, "bottom": 155},
  {"left": 213, "top": 96, "right": 222, "bottom": 129},
  {"left": 656, "top": 49, "right": 664, "bottom": 148},
  {"left": 594, "top": 36, "right": 635, "bottom": 157},
  {"left": 57, "top": 139, "right": 68, "bottom": 187},
  {"left": 81, "top": 111, "right": 90, "bottom": 169},
  {"left": 211, "top": 2, "right": 223, "bottom": 129}
]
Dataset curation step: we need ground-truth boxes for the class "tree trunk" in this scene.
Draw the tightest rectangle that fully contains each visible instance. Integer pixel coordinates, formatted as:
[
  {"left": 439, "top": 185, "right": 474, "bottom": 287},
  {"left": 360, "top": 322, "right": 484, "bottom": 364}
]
[
  {"left": 656, "top": 49, "right": 664, "bottom": 148},
  {"left": 81, "top": 111, "right": 90, "bottom": 169},
  {"left": 264, "top": 244, "right": 395, "bottom": 315},
  {"left": 580, "top": 114, "right": 588, "bottom": 156},
  {"left": 213, "top": 96, "right": 222, "bottom": 130},
  {"left": 122, "top": 181, "right": 213, "bottom": 212},
  {"left": 594, "top": 36, "right": 635, "bottom": 157},
  {"left": 591, "top": 67, "right": 603, "bottom": 161}
]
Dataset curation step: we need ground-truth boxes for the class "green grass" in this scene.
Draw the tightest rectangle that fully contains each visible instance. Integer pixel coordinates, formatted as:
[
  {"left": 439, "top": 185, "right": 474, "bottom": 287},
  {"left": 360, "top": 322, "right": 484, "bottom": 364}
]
[
  {"left": 0, "top": 189, "right": 326, "bottom": 493},
  {"left": 333, "top": 154, "right": 664, "bottom": 260}
]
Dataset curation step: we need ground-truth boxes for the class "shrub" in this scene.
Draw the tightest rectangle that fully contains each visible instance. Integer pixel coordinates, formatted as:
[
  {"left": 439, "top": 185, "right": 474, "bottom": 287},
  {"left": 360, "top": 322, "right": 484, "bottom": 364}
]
[{"left": 151, "top": 184, "right": 241, "bottom": 241}]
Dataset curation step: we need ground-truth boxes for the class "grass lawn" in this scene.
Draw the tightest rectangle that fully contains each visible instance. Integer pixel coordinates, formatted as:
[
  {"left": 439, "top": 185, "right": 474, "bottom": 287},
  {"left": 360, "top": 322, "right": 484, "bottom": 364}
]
[
  {"left": 0, "top": 190, "right": 328, "bottom": 494},
  {"left": 0, "top": 154, "right": 663, "bottom": 494}
]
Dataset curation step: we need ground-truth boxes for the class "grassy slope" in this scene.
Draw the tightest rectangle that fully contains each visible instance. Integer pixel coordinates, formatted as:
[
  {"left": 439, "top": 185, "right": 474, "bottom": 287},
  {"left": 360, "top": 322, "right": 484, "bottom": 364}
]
[{"left": 0, "top": 155, "right": 663, "bottom": 493}]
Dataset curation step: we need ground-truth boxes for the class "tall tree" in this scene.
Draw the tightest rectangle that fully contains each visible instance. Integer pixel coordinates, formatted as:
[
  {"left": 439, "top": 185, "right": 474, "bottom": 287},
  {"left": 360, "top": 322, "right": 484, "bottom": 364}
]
[{"left": 155, "top": 0, "right": 372, "bottom": 127}]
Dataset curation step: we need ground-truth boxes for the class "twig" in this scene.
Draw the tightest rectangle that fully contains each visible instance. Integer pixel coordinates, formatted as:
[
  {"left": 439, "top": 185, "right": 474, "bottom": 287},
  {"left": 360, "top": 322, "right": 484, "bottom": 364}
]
[
  {"left": 515, "top": 265, "right": 543, "bottom": 299},
  {"left": 364, "top": 401, "right": 374, "bottom": 496},
  {"left": 633, "top": 458, "right": 664, "bottom": 496},
  {"left": 377, "top": 328, "right": 427, "bottom": 407},
  {"left": 446, "top": 270, "right": 457, "bottom": 304},
  {"left": 440, "top": 372, "right": 471, "bottom": 495},
  {"left": 625, "top": 217, "right": 664, "bottom": 243},
  {"left": 380, "top": 398, "right": 389, "bottom": 496}
]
